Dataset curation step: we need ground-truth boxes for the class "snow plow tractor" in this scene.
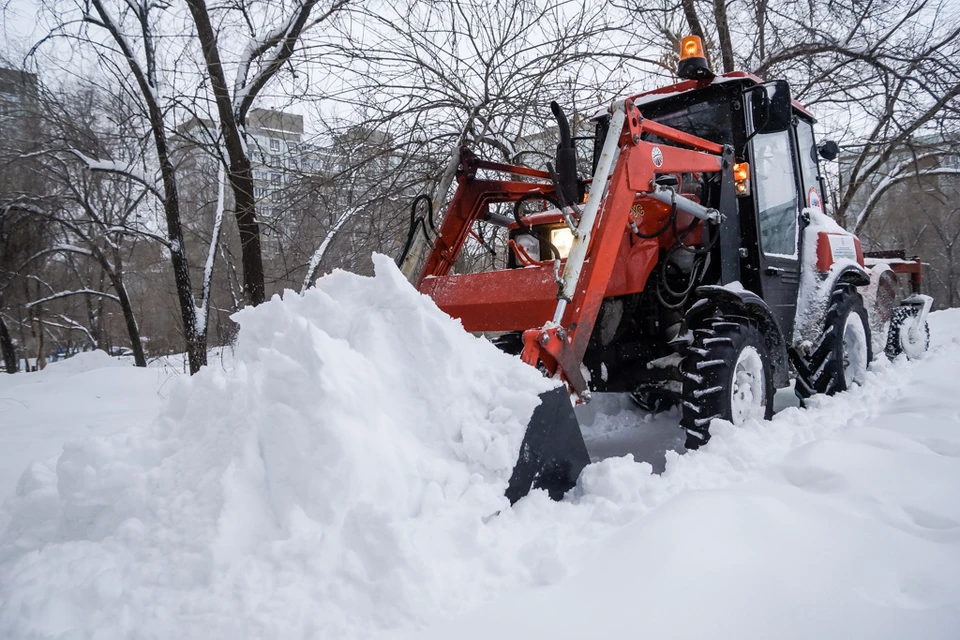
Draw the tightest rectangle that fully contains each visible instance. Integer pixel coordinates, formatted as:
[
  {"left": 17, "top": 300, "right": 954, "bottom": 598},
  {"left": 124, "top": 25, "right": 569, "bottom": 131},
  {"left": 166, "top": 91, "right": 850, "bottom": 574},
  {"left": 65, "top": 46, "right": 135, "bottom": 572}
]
[{"left": 402, "top": 36, "right": 932, "bottom": 504}]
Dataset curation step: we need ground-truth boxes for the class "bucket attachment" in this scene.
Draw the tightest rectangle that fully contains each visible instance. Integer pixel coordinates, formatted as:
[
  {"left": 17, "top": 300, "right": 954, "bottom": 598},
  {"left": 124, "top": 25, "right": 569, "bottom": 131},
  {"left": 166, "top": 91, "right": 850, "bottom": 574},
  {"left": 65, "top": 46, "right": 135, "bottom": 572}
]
[{"left": 505, "top": 386, "right": 591, "bottom": 504}]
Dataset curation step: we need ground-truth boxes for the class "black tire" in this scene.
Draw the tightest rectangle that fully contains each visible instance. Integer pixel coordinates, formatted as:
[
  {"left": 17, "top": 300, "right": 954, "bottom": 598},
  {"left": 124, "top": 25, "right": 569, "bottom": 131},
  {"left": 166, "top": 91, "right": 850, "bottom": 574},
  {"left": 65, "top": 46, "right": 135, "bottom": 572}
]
[
  {"left": 884, "top": 306, "right": 930, "bottom": 360},
  {"left": 680, "top": 316, "right": 775, "bottom": 449},
  {"left": 794, "top": 283, "right": 872, "bottom": 401}
]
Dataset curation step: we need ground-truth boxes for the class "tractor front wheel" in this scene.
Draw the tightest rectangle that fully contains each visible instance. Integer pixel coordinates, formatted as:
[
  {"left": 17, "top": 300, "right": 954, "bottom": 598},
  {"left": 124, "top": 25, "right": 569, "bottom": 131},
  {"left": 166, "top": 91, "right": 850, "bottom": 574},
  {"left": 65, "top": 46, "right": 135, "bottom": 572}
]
[
  {"left": 680, "top": 317, "right": 774, "bottom": 449},
  {"left": 794, "top": 283, "right": 872, "bottom": 401}
]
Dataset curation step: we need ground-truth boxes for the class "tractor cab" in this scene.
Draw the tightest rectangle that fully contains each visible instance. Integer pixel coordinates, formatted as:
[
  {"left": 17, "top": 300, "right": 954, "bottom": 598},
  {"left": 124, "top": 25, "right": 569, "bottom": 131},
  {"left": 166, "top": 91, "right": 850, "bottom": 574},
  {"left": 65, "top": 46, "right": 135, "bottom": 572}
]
[{"left": 589, "top": 70, "right": 835, "bottom": 341}]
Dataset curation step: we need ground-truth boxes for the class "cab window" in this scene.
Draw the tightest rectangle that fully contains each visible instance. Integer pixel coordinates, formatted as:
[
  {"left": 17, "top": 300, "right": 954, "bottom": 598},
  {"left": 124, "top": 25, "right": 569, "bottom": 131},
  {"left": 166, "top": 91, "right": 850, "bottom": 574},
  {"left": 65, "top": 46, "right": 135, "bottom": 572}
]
[
  {"left": 752, "top": 130, "right": 799, "bottom": 258},
  {"left": 795, "top": 120, "right": 822, "bottom": 209}
]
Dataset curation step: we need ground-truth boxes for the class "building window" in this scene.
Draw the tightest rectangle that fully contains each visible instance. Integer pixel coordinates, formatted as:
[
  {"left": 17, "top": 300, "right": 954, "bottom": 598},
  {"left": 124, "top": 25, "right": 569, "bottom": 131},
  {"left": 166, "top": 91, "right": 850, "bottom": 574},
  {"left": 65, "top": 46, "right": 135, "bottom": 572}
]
[
  {"left": 270, "top": 138, "right": 280, "bottom": 152},
  {"left": 287, "top": 141, "right": 297, "bottom": 153},
  {"left": 271, "top": 173, "right": 281, "bottom": 186}
]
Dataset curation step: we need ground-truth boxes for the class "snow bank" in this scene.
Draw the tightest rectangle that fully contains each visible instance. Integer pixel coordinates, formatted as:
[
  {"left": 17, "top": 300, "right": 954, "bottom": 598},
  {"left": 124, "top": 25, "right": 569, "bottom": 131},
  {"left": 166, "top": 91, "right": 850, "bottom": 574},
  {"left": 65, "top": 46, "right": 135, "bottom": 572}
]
[
  {"left": 35, "top": 349, "right": 127, "bottom": 375},
  {"left": 0, "top": 254, "right": 553, "bottom": 638}
]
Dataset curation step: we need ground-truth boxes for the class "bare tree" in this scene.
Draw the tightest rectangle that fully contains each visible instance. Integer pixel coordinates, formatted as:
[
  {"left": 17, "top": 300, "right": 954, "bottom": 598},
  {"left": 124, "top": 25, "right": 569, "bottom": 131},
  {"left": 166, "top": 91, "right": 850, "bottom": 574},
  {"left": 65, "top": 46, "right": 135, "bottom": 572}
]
[
  {"left": 686, "top": 0, "right": 959, "bottom": 225},
  {"left": 299, "top": 0, "right": 643, "bottom": 277},
  {"left": 8, "top": 86, "right": 155, "bottom": 365},
  {"left": 184, "top": 0, "right": 348, "bottom": 306}
]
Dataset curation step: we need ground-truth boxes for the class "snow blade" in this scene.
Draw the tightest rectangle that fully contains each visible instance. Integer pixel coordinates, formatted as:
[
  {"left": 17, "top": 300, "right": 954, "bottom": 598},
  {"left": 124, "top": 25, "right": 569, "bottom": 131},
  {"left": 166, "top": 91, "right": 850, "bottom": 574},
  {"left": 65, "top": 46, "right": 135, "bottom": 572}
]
[{"left": 505, "top": 386, "right": 591, "bottom": 504}]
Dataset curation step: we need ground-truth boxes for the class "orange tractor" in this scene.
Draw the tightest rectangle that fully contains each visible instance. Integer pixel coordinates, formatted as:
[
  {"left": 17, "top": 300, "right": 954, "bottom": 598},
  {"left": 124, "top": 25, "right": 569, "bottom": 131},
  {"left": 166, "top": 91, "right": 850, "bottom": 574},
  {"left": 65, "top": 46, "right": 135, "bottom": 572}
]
[{"left": 400, "top": 36, "right": 932, "bottom": 503}]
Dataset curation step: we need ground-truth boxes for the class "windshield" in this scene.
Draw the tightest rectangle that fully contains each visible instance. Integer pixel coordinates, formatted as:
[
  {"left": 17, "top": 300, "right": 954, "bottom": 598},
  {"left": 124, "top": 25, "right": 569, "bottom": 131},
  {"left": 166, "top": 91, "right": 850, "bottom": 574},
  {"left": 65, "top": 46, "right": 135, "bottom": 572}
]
[{"left": 640, "top": 95, "right": 735, "bottom": 147}]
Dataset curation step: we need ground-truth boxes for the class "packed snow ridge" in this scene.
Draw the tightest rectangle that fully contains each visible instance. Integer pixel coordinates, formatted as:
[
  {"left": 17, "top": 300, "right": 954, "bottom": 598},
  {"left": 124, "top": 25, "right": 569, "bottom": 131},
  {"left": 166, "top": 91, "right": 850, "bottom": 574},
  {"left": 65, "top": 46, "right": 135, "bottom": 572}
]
[
  {"left": 3, "top": 254, "right": 960, "bottom": 639},
  {"left": 0, "top": 254, "right": 554, "bottom": 638}
]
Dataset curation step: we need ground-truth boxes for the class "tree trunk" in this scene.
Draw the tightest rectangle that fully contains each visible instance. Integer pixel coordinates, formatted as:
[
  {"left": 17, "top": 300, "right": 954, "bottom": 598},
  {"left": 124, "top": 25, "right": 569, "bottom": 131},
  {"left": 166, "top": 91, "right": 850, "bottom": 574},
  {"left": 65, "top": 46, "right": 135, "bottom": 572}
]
[
  {"left": 680, "top": 0, "right": 706, "bottom": 43},
  {"left": 87, "top": 0, "right": 205, "bottom": 374},
  {"left": 228, "top": 161, "right": 265, "bottom": 307},
  {"left": 186, "top": 0, "right": 266, "bottom": 307},
  {"left": 17, "top": 302, "right": 28, "bottom": 371},
  {"left": 30, "top": 308, "right": 45, "bottom": 371},
  {"left": 109, "top": 273, "right": 147, "bottom": 367},
  {"left": 152, "top": 115, "right": 206, "bottom": 374},
  {"left": 712, "top": 0, "right": 735, "bottom": 73},
  {"left": 0, "top": 314, "right": 17, "bottom": 373},
  {"left": 84, "top": 290, "right": 101, "bottom": 347}
]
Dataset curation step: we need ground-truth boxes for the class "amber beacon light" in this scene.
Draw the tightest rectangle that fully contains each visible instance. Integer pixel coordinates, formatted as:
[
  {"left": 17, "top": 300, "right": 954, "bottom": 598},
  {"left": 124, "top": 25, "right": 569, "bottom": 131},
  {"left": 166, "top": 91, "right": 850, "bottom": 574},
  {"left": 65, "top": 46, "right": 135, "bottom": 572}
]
[
  {"left": 733, "top": 162, "right": 750, "bottom": 195},
  {"left": 677, "top": 35, "right": 714, "bottom": 81}
]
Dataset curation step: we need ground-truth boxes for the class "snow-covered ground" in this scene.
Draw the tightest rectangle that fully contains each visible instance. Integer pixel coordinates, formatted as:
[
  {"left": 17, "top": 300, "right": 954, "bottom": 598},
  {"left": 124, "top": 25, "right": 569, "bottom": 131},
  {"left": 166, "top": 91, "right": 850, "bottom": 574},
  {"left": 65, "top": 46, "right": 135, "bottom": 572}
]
[{"left": 1, "top": 257, "right": 959, "bottom": 639}]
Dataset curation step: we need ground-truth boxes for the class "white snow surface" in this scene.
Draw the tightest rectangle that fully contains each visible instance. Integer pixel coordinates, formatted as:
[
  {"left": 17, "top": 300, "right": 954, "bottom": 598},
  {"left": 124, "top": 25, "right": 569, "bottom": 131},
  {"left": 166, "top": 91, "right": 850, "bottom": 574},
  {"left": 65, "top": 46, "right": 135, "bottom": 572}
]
[
  {"left": 0, "top": 255, "right": 553, "bottom": 638},
  {"left": 415, "top": 308, "right": 960, "bottom": 640},
  {"left": 2, "top": 256, "right": 960, "bottom": 639}
]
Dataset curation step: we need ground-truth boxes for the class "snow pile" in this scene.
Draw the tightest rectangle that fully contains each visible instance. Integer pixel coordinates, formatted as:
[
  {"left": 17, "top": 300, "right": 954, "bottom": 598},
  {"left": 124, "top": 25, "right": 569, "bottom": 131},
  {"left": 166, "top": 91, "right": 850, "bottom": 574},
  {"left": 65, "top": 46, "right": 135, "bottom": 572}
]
[
  {"left": 0, "top": 351, "right": 167, "bottom": 532},
  {"left": 0, "top": 254, "right": 553, "bottom": 638},
  {"left": 38, "top": 349, "right": 127, "bottom": 375}
]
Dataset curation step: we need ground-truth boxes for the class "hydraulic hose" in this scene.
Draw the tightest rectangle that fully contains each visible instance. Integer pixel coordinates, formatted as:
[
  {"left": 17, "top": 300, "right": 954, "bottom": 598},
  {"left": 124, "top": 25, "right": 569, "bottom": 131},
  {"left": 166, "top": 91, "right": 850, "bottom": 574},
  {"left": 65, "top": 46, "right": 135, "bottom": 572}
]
[{"left": 397, "top": 194, "right": 436, "bottom": 266}]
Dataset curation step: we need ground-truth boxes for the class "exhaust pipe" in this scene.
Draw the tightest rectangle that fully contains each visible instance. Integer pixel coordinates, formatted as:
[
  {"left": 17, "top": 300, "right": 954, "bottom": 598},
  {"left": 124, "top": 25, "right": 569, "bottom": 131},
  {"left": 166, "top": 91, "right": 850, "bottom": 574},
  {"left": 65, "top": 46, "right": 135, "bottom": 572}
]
[{"left": 551, "top": 101, "right": 580, "bottom": 206}]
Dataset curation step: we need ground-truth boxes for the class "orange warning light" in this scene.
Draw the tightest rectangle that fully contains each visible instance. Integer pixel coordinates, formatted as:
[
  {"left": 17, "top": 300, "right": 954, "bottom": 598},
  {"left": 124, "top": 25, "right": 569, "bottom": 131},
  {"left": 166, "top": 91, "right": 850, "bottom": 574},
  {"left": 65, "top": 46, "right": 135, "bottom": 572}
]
[
  {"left": 680, "top": 36, "right": 705, "bottom": 61},
  {"left": 734, "top": 162, "right": 750, "bottom": 195},
  {"left": 733, "top": 162, "right": 750, "bottom": 182}
]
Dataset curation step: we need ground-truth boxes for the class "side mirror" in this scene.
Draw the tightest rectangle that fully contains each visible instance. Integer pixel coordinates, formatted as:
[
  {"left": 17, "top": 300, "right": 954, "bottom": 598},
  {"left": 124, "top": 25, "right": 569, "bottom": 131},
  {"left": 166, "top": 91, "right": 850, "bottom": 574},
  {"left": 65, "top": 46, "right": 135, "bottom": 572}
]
[
  {"left": 818, "top": 140, "right": 839, "bottom": 161},
  {"left": 750, "top": 80, "right": 792, "bottom": 134}
]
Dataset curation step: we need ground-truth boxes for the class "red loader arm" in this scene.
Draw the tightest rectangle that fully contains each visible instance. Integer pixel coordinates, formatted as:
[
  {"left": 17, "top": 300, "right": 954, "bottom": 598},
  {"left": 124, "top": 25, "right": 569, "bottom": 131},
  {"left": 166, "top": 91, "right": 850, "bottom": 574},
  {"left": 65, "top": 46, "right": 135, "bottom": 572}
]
[{"left": 417, "top": 100, "right": 731, "bottom": 399}]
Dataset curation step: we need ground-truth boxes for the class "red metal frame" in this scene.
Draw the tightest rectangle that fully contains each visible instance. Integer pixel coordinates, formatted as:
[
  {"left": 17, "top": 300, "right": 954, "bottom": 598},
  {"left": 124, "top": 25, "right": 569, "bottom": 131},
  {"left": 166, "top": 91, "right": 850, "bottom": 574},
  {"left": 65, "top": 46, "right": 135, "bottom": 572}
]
[
  {"left": 864, "top": 250, "right": 924, "bottom": 294},
  {"left": 416, "top": 107, "right": 725, "bottom": 397}
]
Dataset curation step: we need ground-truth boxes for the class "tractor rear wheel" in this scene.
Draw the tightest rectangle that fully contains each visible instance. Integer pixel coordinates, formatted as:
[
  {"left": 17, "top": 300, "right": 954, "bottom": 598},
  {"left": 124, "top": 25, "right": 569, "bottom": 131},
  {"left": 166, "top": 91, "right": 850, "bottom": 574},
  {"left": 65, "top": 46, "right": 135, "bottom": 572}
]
[
  {"left": 885, "top": 306, "right": 930, "bottom": 360},
  {"left": 794, "top": 283, "right": 872, "bottom": 401},
  {"left": 680, "top": 317, "right": 774, "bottom": 449}
]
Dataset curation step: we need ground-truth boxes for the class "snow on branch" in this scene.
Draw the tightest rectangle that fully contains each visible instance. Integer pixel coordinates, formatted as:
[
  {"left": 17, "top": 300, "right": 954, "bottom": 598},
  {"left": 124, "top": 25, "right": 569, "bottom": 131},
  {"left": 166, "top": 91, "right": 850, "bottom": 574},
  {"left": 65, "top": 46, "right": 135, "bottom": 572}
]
[
  {"left": 233, "top": 0, "right": 346, "bottom": 122},
  {"left": 104, "top": 224, "right": 172, "bottom": 248},
  {"left": 301, "top": 206, "right": 358, "bottom": 293},
  {"left": 26, "top": 288, "right": 121, "bottom": 309},
  {"left": 25, "top": 244, "right": 95, "bottom": 265},
  {"left": 196, "top": 163, "right": 226, "bottom": 335},
  {"left": 1, "top": 200, "right": 45, "bottom": 217},
  {"left": 854, "top": 161, "right": 960, "bottom": 233},
  {"left": 70, "top": 149, "right": 165, "bottom": 202},
  {"left": 51, "top": 313, "right": 98, "bottom": 346}
]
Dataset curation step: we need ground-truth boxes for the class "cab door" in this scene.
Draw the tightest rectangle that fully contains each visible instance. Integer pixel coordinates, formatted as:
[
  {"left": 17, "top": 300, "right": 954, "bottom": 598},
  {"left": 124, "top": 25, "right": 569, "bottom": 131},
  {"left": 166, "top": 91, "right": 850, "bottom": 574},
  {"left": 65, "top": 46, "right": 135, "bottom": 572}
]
[{"left": 749, "top": 126, "right": 802, "bottom": 338}]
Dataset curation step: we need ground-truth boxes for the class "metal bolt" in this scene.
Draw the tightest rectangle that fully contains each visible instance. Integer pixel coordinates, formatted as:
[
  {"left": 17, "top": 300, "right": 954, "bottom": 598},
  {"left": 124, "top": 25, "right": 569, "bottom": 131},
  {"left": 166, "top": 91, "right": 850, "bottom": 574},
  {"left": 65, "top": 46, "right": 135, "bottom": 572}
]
[{"left": 739, "top": 247, "right": 749, "bottom": 258}]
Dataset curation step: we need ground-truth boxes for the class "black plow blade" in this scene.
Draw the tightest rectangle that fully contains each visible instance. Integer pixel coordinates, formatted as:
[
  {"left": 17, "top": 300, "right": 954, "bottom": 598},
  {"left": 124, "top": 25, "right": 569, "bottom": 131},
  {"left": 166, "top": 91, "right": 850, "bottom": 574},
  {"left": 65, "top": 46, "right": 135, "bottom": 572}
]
[{"left": 505, "top": 386, "right": 591, "bottom": 505}]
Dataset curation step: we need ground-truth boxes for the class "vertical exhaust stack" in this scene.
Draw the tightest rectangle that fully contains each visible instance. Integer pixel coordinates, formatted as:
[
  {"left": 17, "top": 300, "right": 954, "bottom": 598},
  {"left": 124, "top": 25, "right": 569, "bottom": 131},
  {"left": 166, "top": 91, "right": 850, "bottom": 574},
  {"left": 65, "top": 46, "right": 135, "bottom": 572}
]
[{"left": 550, "top": 101, "right": 580, "bottom": 205}]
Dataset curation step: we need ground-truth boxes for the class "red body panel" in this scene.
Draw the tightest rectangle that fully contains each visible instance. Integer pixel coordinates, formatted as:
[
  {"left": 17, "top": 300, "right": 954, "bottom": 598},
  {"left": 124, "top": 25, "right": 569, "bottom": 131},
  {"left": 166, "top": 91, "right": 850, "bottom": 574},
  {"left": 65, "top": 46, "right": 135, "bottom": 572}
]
[
  {"left": 419, "top": 266, "right": 558, "bottom": 333},
  {"left": 421, "top": 230, "right": 661, "bottom": 333},
  {"left": 815, "top": 231, "right": 865, "bottom": 272}
]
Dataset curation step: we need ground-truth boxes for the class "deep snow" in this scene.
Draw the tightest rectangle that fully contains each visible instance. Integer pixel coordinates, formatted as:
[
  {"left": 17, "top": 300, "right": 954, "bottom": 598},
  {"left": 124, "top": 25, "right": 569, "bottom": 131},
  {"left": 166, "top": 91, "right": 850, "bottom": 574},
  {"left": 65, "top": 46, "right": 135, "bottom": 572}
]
[{"left": 1, "top": 255, "right": 959, "bottom": 639}]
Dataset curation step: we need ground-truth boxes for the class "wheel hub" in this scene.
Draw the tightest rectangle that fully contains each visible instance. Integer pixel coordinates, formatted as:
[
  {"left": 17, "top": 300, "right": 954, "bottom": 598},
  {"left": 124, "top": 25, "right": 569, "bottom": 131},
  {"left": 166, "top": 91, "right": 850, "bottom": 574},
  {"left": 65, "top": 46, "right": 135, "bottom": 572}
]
[
  {"left": 731, "top": 345, "right": 766, "bottom": 424},
  {"left": 842, "top": 313, "right": 868, "bottom": 386}
]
